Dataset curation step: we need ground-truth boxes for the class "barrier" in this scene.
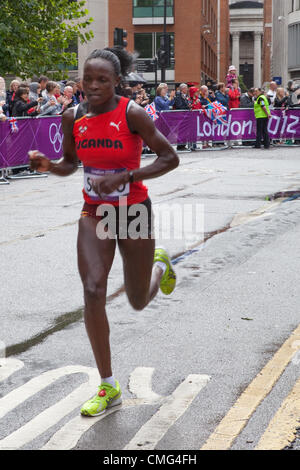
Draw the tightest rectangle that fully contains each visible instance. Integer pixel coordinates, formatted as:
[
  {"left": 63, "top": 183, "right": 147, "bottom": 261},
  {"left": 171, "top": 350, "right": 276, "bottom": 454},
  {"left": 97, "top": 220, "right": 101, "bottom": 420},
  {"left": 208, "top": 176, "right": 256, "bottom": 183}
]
[
  {"left": 0, "top": 116, "right": 63, "bottom": 171},
  {"left": 1, "top": 108, "right": 300, "bottom": 174},
  {"left": 155, "top": 108, "right": 300, "bottom": 144}
]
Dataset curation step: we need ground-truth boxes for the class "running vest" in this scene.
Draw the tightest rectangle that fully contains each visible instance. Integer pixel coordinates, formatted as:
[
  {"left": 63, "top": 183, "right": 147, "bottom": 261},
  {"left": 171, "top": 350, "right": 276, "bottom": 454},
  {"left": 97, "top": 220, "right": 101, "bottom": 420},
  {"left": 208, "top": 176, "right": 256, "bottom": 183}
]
[
  {"left": 254, "top": 94, "right": 270, "bottom": 119},
  {"left": 73, "top": 96, "right": 148, "bottom": 206}
]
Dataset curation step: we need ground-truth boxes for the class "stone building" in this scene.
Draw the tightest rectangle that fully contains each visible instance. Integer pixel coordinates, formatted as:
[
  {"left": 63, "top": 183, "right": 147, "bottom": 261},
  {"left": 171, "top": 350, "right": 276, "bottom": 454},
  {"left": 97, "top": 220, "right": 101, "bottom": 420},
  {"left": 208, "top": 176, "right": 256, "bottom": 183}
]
[{"left": 229, "top": 0, "right": 272, "bottom": 88}]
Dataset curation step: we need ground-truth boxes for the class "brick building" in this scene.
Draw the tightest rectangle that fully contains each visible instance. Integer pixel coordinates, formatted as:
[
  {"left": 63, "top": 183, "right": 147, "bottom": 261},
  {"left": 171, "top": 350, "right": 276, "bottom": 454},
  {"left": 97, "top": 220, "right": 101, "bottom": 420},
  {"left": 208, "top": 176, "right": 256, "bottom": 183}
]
[{"left": 108, "top": 0, "right": 230, "bottom": 86}]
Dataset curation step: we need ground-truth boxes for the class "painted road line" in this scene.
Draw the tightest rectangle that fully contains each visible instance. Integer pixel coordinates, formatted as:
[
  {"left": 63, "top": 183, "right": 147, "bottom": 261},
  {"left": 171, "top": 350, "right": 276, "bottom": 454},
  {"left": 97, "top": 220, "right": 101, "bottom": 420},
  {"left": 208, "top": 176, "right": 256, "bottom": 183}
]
[
  {"left": 124, "top": 374, "right": 210, "bottom": 451},
  {"left": 42, "top": 399, "right": 135, "bottom": 450},
  {"left": 255, "top": 377, "right": 300, "bottom": 450},
  {"left": 201, "top": 324, "right": 300, "bottom": 450},
  {"left": 128, "top": 367, "right": 162, "bottom": 403},
  {"left": 0, "top": 358, "right": 24, "bottom": 382},
  {"left": 42, "top": 367, "right": 163, "bottom": 450},
  {"left": 0, "top": 364, "right": 96, "bottom": 421},
  {"left": 0, "top": 365, "right": 99, "bottom": 449}
]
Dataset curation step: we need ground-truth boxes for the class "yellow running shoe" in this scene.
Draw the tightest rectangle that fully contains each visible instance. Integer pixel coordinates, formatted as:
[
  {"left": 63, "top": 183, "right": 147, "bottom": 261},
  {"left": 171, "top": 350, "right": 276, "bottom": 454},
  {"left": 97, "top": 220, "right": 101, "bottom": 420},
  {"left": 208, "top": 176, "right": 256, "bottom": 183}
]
[
  {"left": 81, "top": 381, "right": 122, "bottom": 417},
  {"left": 154, "top": 247, "right": 176, "bottom": 295}
]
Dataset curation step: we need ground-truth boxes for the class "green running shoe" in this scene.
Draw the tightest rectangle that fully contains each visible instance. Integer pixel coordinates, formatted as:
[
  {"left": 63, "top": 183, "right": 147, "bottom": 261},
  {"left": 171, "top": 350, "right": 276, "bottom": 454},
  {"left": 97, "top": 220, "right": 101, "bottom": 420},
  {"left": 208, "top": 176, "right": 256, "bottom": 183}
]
[
  {"left": 81, "top": 381, "right": 122, "bottom": 417},
  {"left": 154, "top": 247, "right": 176, "bottom": 295}
]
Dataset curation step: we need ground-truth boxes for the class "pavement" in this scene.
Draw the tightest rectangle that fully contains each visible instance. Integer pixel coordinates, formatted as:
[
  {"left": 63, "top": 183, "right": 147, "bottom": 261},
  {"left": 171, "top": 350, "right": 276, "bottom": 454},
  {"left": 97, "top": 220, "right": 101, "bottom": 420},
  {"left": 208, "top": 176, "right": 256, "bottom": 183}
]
[{"left": 1, "top": 145, "right": 300, "bottom": 451}]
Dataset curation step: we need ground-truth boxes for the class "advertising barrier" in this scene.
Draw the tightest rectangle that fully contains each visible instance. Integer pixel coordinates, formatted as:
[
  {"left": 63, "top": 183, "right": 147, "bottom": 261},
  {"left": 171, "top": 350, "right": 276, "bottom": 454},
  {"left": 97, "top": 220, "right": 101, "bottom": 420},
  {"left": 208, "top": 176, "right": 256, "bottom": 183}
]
[
  {"left": 1, "top": 109, "right": 300, "bottom": 170},
  {"left": 155, "top": 108, "right": 300, "bottom": 144},
  {"left": 0, "top": 116, "right": 63, "bottom": 170}
]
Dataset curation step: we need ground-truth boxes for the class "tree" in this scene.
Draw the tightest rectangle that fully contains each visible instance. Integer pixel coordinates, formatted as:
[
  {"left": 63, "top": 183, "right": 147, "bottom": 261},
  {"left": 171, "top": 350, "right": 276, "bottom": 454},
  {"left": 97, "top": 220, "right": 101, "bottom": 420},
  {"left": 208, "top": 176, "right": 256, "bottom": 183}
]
[{"left": 0, "top": 0, "right": 94, "bottom": 79}]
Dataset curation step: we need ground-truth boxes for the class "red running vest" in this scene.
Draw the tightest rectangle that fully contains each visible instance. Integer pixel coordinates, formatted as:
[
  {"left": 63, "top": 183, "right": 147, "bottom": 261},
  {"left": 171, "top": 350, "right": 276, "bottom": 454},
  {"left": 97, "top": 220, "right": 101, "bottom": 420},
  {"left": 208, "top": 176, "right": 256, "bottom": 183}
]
[{"left": 73, "top": 96, "right": 148, "bottom": 206}]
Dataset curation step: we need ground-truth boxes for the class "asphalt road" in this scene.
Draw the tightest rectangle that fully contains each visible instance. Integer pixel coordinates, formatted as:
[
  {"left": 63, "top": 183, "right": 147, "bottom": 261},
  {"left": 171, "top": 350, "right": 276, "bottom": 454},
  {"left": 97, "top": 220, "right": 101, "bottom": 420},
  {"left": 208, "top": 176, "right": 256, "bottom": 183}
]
[{"left": 1, "top": 145, "right": 300, "bottom": 451}]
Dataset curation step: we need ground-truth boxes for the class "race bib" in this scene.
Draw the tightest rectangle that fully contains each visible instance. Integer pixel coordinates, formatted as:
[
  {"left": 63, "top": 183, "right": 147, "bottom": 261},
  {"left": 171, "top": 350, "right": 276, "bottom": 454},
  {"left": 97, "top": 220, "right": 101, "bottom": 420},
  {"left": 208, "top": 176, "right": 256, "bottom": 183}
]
[{"left": 84, "top": 167, "right": 130, "bottom": 202}]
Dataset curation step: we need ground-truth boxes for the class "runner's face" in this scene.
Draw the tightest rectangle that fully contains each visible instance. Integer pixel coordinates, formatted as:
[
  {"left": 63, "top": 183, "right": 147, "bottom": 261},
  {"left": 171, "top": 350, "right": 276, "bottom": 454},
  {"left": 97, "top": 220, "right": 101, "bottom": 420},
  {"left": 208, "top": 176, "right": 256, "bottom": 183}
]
[{"left": 83, "top": 58, "right": 120, "bottom": 106}]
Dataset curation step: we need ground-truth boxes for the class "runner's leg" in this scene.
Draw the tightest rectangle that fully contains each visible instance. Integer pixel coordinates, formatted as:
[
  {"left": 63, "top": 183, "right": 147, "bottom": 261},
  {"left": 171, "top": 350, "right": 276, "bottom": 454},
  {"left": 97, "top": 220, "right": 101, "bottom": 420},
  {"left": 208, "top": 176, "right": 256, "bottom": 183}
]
[
  {"left": 118, "top": 237, "right": 163, "bottom": 310},
  {"left": 77, "top": 216, "right": 116, "bottom": 378}
]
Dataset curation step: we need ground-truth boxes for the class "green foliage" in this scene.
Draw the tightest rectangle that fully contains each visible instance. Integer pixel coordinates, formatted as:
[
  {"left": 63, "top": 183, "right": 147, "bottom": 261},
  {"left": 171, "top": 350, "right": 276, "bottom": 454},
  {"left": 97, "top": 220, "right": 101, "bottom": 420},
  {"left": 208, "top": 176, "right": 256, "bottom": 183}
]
[
  {"left": 0, "top": 0, "right": 94, "bottom": 79},
  {"left": 238, "top": 75, "right": 247, "bottom": 93}
]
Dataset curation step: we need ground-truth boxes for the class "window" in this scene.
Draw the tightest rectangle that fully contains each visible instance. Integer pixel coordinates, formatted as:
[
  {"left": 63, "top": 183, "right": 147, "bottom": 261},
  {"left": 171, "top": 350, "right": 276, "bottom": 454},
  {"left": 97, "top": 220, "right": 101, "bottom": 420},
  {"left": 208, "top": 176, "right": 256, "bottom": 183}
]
[
  {"left": 133, "top": 0, "right": 174, "bottom": 18},
  {"left": 134, "top": 33, "right": 153, "bottom": 59},
  {"left": 134, "top": 32, "right": 175, "bottom": 69}
]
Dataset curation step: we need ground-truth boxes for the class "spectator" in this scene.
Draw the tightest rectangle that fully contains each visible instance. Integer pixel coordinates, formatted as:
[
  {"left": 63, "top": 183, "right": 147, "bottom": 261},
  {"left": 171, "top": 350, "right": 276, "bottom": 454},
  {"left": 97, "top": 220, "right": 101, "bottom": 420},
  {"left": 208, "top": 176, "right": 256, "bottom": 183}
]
[
  {"left": 39, "top": 81, "right": 62, "bottom": 116},
  {"left": 54, "top": 83, "right": 62, "bottom": 100},
  {"left": 198, "top": 85, "right": 216, "bottom": 148},
  {"left": 174, "top": 83, "right": 190, "bottom": 110},
  {"left": 66, "top": 81, "right": 79, "bottom": 104},
  {"left": 189, "top": 87, "right": 201, "bottom": 151},
  {"left": 253, "top": 88, "right": 271, "bottom": 149},
  {"left": 60, "top": 85, "right": 76, "bottom": 112},
  {"left": 130, "top": 82, "right": 139, "bottom": 101},
  {"left": 174, "top": 83, "right": 191, "bottom": 151},
  {"left": 274, "top": 88, "right": 290, "bottom": 109},
  {"left": 199, "top": 85, "right": 215, "bottom": 107},
  {"left": 11, "top": 86, "right": 42, "bottom": 117},
  {"left": 136, "top": 88, "right": 149, "bottom": 107},
  {"left": 228, "top": 79, "right": 241, "bottom": 109},
  {"left": 154, "top": 83, "right": 175, "bottom": 112},
  {"left": 226, "top": 65, "right": 238, "bottom": 89},
  {"left": 5, "top": 80, "right": 20, "bottom": 116},
  {"left": 239, "top": 88, "right": 255, "bottom": 108},
  {"left": 287, "top": 80, "right": 295, "bottom": 94},
  {"left": 215, "top": 83, "right": 230, "bottom": 109},
  {"left": 266, "top": 81, "right": 277, "bottom": 107},
  {"left": 74, "top": 77, "right": 85, "bottom": 103},
  {"left": 38, "top": 75, "right": 49, "bottom": 98},
  {"left": 189, "top": 87, "right": 201, "bottom": 110},
  {"left": 29, "top": 82, "right": 41, "bottom": 102}
]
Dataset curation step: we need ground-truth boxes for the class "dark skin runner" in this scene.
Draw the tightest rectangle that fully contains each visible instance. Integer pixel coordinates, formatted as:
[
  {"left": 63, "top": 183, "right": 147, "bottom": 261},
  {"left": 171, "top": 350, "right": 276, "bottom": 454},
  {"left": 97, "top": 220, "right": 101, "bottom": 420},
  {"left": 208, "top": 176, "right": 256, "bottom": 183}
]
[{"left": 29, "top": 57, "right": 179, "bottom": 380}]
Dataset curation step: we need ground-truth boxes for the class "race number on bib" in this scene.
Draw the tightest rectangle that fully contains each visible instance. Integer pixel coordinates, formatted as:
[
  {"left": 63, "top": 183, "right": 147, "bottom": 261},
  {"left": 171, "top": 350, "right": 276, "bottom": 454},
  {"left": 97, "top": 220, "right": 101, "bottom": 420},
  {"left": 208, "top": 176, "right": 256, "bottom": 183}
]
[{"left": 84, "top": 167, "right": 130, "bottom": 202}]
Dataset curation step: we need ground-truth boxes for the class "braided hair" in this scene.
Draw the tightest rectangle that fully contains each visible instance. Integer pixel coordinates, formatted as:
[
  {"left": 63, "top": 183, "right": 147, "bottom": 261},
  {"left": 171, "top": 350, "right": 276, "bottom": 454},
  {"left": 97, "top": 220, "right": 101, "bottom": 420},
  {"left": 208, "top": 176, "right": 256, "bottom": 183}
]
[{"left": 85, "top": 46, "right": 134, "bottom": 96}]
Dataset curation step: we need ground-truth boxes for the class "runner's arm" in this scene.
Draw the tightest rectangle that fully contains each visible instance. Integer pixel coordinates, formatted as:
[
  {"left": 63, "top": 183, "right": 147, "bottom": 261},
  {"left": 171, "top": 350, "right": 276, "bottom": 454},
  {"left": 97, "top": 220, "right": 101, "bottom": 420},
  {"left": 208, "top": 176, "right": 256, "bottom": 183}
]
[
  {"left": 125, "top": 102, "right": 179, "bottom": 183},
  {"left": 29, "top": 108, "right": 78, "bottom": 175}
]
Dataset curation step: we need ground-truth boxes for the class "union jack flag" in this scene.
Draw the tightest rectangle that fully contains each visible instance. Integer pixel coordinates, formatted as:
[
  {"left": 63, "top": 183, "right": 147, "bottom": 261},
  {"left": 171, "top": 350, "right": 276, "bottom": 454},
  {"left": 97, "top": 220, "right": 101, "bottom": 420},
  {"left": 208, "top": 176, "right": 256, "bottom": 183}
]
[
  {"left": 9, "top": 117, "right": 19, "bottom": 133},
  {"left": 144, "top": 102, "right": 159, "bottom": 121},
  {"left": 204, "top": 101, "right": 228, "bottom": 125}
]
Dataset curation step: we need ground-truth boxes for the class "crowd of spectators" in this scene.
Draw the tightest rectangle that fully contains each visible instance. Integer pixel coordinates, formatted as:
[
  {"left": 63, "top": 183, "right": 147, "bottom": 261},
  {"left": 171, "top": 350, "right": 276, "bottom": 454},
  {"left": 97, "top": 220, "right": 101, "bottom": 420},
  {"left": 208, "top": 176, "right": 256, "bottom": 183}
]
[
  {"left": 0, "top": 75, "right": 85, "bottom": 121},
  {"left": 1, "top": 67, "right": 300, "bottom": 150}
]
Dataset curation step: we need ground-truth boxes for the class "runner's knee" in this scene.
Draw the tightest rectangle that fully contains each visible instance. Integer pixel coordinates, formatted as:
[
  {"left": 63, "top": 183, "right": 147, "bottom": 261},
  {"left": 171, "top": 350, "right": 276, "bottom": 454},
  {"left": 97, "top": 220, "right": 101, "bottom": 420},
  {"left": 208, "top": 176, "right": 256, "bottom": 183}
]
[
  {"left": 83, "top": 280, "right": 107, "bottom": 306},
  {"left": 127, "top": 293, "right": 148, "bottom": 311}
]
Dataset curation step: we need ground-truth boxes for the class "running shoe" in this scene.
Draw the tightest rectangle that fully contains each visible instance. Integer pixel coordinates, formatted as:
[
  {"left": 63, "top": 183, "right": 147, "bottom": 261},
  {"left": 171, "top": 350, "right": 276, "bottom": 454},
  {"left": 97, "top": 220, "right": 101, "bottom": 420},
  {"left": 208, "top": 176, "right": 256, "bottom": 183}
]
[
  {"left": 154, "top": 247, "right": 176, "bottom": 295},
  {"left": 80, "top": 381, "right": 122, "bottom": 417}
]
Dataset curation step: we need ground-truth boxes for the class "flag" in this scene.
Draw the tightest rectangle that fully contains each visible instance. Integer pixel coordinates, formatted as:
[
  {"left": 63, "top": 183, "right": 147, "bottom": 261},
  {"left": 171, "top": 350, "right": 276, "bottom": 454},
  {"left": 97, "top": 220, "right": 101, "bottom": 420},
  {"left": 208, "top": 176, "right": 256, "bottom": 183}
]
[
  {"left": 9, "top": 117, "right": 19, "bottom": 133},
  {"left": 145, "top": 102, "right": 159, "bottom": 121},
  {"left": 204, "top": 101, "right": 228, "bottom": 125}
]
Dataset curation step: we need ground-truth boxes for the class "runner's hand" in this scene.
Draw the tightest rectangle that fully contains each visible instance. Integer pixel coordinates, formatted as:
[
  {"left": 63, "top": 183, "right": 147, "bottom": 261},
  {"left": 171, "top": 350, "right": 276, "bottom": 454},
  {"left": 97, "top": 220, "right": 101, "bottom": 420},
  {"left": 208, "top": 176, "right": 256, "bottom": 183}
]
[
  {"left": 28, "top": 150, "right": 52, "bottom": 172},
  {"left": 91, "top": 173, "right": 128, "bottom": 197}
]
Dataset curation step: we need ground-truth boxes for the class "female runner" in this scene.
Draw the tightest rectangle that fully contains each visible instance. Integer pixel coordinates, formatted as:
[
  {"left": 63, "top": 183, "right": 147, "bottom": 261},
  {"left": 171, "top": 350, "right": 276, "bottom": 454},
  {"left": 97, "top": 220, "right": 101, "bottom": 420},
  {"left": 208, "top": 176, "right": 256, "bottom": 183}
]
[{"left": 29, "top": 47, "right": 179, "bottom": 416}]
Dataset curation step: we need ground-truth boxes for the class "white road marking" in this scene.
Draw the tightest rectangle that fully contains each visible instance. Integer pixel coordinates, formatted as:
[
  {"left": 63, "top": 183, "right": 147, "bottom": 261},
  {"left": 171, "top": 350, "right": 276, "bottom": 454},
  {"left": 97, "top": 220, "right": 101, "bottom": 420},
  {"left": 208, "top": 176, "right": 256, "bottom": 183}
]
[
  {"left": 0, "top": 364, "right": 209, "bottom": 450},
  {"left": 0, "top": 365, "right": 99, "bottom": 449},
  {"left": 42, "top": 367, "right": 163, "bottom": 450},
  {"left": 128, "top": 367, "right": 162, "bottom": 403},
  {"left": 0, "top": 358, "right": 24, "bottom": 382},
  {"left": 124, "top": 374, "right": 210, "bottom": 450}
]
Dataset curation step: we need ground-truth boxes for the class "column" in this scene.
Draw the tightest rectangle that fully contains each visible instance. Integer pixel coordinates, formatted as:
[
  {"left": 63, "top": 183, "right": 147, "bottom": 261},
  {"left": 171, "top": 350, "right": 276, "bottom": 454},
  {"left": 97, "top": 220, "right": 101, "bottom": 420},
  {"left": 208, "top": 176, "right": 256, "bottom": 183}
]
[
  {"left": 254, "top": 31, "right": 262, "bottom": 88},
  {"left": 231, "top": 32, "right": 240, "bottom": 75}
]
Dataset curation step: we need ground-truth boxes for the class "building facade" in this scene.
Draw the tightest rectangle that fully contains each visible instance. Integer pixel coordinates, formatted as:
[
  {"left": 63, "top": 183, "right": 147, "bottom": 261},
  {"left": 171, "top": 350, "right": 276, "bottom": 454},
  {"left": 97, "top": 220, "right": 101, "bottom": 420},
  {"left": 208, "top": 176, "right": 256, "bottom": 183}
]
[
  {"left": 77, "top": 0, "right": 109, "bottom": 78},
  {"left": 229, "top": 0, "right": 272, "bottom": 88},
  {"left": 107, "top": 0, "right": 230, "bottom": 86}
]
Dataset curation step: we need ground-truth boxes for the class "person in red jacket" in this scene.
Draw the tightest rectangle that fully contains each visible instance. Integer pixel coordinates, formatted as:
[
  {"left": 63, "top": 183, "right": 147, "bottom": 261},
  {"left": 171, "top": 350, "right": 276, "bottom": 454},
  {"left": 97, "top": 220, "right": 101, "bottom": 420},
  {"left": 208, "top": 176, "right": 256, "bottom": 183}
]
[{"left": 228, "top": 79, "right": 241, "bottom": 109}]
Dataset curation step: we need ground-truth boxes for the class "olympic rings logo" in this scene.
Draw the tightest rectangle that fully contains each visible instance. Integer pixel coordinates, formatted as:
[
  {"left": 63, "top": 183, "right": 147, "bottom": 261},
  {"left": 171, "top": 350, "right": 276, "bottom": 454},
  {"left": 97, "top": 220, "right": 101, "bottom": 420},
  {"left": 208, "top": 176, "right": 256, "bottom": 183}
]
[{"left": 49, "top": 123, "right": 63, "bottom": 153}]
